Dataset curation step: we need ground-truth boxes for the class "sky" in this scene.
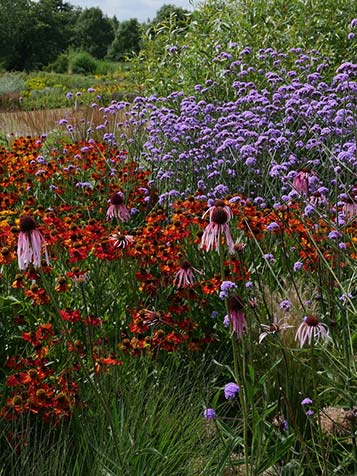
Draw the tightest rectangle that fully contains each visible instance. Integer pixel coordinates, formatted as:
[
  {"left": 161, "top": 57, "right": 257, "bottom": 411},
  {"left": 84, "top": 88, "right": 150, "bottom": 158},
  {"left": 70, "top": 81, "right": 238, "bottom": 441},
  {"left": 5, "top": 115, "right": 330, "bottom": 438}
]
[{"left": 69, "top": 0, "right": 197, "bottom": 22}]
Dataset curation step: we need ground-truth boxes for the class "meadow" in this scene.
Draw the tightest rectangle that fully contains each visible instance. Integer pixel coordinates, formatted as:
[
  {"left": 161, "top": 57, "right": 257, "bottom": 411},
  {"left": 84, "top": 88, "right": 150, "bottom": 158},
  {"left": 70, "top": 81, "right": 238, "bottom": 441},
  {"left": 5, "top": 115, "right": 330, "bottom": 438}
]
[{"left": 1, "top": 7, "right": 357, "bottom": 476}]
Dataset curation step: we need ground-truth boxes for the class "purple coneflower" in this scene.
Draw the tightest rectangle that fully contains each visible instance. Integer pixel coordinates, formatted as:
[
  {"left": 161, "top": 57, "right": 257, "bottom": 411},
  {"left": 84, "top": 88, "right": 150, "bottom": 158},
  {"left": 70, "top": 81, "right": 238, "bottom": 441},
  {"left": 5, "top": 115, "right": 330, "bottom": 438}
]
[
  {"left": 342, "top": 196, "right": 357, "bottom": 220},
  {"left": 110, "top": 233, "right": 134, "bottom": 248},
  {"left": 225, "top": 296, "right": 247, "bottom": 340},
  {"left": 106, "top": 192, "right": 130, "bottom": 222},
  {"left": 292, "top": 169, "right": 315, "bottom": 195},
  {"left": 17, "top": 216, "right": 49, "bottom": 271},
  {"left": 200, "top": 200, "right": 234, "bottom": 254},
  {"left": 309, "top": 191, "right": 327, "bottom": 207},
  {"left": 295, "top": 315, "right": 329, "bottom": 347},
  {"left": 259, "top": 315, "right": 293, "bottom": 343},
  {"left": 173, "top": 261, "right": 203, "bottom": 288}
]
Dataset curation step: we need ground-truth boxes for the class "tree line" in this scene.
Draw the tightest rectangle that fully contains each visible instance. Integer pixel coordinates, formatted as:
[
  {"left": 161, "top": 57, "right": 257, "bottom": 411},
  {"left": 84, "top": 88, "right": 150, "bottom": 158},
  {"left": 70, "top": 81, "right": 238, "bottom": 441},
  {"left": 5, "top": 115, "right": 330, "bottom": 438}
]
[{"left": 0, "top": 0, "right": 190, "bottom": 71}]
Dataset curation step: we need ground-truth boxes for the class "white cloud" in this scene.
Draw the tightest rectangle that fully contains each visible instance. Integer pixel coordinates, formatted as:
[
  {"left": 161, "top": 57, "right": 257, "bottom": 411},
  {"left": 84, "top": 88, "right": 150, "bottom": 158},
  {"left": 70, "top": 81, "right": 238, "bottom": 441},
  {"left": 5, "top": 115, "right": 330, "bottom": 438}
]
[{"left": 70, "top": 0, "right": 196, "bottom": 22}]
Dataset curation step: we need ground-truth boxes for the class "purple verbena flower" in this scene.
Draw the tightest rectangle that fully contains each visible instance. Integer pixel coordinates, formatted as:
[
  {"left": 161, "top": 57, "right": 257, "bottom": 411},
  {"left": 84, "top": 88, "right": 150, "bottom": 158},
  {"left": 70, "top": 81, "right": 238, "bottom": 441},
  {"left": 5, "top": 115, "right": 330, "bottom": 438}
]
[
  {"left": 280, "top": 300, "right": 291, "bottom": 311},
  {"left": 224, "top": 382, "right": 240, "bottom": 400},
  {"left": 203, "top": 408, "right": 216, "bottom": 419},
  {"left": 293, "top": 261, "right": 304, "bottom": 272},
  {"left": 301, "top": 397, "right": 313, "bottom": 406}
]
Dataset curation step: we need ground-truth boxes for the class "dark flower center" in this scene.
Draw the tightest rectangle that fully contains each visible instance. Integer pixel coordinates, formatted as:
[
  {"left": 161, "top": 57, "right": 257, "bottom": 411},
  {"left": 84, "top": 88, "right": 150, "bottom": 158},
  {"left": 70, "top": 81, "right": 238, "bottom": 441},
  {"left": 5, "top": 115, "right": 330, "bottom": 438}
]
[
  {"left": 36, "top": 389, "right": 47, "bottom": 400},
  {"left": 19, "top": 215, "right": 37, "bottom": 233},
  {"left": 28, "top": 369, "right": 38, "bottom": 379},
  {"left": 305, "top": 315, "right": 320, "bottom": 326},
  {"left": 180, "top": 261, "right": 191, "bottom": 270},
  {"left": 211, "top": 207, "right": 228, "bottom": 225},
  {"left": 214, "top": 200, "right": 226, "bottom": 208},
  {"left": 229, "top": 296, "right": 244, "bottom": 312},
  {"left": 110, "top": 193, "right": 124, "bottom": 205}
]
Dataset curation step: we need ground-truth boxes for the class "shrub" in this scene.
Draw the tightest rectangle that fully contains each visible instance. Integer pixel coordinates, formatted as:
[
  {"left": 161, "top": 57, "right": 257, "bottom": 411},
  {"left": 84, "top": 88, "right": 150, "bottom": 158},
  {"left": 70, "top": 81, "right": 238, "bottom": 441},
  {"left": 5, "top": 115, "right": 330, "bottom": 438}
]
[
  {"left": 46, "top": 52, "right": 70, "bottom": 74},
  {"left": 0, "top": 72, "right": 25, "bottom": 95},
  {"left": 0, "top": 72, "right": 25, "bottom": 110},
  {"left": 68, "top": 51, "right": 98, "bottom": 75}
]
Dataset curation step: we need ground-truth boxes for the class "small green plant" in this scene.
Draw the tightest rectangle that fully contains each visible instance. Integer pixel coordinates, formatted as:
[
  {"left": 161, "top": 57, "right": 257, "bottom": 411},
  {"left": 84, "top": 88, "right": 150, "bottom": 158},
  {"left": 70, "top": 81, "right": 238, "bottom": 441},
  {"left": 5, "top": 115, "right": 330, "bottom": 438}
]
[
  {"left": 0, "top": 352, "right": 223, "bottom": 476},
  {"left": 0, "top": 133, "right": 9, "bottom": 148},
  {"left": 0, "top": 72, "right": 25, "bottom": 95},
  {"left": 0, "top": 72, "right": 25, "bottom": 111}
]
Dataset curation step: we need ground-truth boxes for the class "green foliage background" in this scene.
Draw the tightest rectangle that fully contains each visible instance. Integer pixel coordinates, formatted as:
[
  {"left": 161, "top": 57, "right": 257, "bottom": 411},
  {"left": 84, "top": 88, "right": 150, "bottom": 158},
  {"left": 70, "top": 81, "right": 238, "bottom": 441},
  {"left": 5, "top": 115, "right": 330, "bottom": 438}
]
[{"left": 131, "top": 0, "right": 357, "bottom": 96}]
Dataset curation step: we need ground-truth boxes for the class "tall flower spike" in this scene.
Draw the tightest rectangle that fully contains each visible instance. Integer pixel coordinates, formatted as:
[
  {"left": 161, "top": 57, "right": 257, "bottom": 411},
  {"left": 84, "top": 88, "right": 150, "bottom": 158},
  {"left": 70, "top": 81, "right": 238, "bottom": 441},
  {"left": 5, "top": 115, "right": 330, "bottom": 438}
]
[
  {"left": 17, "top": 216, "right": 49, "bottom": 271},
  {"left": 200, "top": 200, "right": 234, "bottom": 254},
  {"left": 106, "top": 192, "right": 130, "bottom": 222}
]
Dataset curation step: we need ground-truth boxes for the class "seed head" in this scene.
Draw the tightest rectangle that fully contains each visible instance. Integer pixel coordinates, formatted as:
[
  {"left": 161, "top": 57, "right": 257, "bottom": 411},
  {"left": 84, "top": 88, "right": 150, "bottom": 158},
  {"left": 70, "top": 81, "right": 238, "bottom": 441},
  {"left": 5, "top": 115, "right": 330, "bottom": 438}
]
[
  {"left": 229, "top": 296, "right": 244, "bottom": 312},
  {"left": 180, "top": 260, "right": 192, "bottom": 270},
  {"left": 110, "top": 193, "right": 124, "bottom": 206},
  {"left": 211, "top": 207, "right": 229, "bottom": 225},
  {"left": 304, "top": 315, "right": 320, "bottom": 326},
  {"left": 19, "top": 215, "right": 37, "bottom": 233}
]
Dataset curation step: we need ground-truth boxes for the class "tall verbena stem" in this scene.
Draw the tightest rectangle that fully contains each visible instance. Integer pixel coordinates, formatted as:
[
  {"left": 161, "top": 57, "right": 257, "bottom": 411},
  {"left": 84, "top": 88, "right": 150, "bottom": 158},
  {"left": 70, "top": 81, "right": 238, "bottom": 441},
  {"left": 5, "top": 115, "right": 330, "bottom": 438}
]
[
  {"left": 310, "top": 336, "right": 327, "bottom": 476},
  {"left": 219, "top": 242, "right": 250, "bottom": 476}
]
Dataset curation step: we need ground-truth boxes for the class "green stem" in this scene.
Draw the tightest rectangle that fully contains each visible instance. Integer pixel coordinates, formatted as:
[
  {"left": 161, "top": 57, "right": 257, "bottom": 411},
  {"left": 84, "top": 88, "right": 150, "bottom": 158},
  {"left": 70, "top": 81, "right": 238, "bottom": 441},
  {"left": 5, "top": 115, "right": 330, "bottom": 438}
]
[
  {"left": 219, "top": 244, "right": 249, "bottom": 476},
  {"left": 80, "top": 282, "right": 95, "bottom": 368},
  {"left": 240, "top": 338, "right": 250, "bottom": 476},
  {"left": 310, "top": 337, "right": 327, "bottom": 476},
  {"left": 339, "top": 307, "right": 357, "bottom": 471},
  {"left": 279, "top": 347, "right": 317, "bottom": 475}
]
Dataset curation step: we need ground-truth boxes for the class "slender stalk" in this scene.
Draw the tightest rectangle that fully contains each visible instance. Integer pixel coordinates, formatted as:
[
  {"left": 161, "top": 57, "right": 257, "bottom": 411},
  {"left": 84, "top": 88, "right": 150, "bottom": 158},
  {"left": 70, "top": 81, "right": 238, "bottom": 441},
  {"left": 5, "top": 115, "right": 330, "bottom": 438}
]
[
  {"left": 279, "top": 347, "right": 317, "bottom": 476},
  {"left": 219, "top": 243, "right": 249, "bottom": 476},
  {"left": 79, "top": 282, "right": 95, "bottom": 368},
  {"left": 339, "top": 307, "right": 357, "bottom": 470},
  {"left": 310, "top": 337, "right": 327, "bottom": 476}
]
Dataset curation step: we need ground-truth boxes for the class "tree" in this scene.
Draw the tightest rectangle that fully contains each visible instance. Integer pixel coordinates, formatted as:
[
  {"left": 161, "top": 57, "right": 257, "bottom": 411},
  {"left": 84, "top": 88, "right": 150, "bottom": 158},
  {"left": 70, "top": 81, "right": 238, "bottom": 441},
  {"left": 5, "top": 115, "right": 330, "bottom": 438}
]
[
  {"left": 22, "top": 0, "right": 80, "bottom": 70},
  {"left": 74, "top": 7, "right": 115, "bottom": 59},
  {"left": 108, "top": 19, "right": 142, "bottom": 61},
  {"left": 0, "top": 0, "right": 31, "bottom": 69},
  {"left": 0, "top": 0, "right": 80, "bottom": 70},
  {"left": 151, "top": 4, "right": 191, "bottom": 28}
]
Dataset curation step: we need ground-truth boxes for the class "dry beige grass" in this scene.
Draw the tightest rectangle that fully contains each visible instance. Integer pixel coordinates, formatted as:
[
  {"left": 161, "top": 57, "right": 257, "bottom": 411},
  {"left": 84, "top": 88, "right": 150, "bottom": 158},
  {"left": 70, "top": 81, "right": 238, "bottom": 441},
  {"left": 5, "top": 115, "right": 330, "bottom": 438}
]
[
  {"left": 0, "top": 106, "right": 126, "bottom": 138},
  {"left": 0, "top": 108, "right": 69, "bottom": 137},
  {"left": 319, "top": 406, "right": 357, "bottom": 437}
]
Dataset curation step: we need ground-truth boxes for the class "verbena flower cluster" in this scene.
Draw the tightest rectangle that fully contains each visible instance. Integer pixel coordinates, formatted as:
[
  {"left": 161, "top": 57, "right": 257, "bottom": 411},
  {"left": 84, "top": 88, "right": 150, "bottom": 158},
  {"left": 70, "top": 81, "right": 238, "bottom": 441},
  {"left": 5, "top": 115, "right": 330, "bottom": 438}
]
[{"left": 96, "top": 48, "right": 357, "bottom": 213}]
